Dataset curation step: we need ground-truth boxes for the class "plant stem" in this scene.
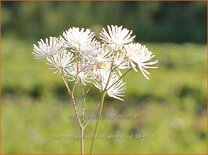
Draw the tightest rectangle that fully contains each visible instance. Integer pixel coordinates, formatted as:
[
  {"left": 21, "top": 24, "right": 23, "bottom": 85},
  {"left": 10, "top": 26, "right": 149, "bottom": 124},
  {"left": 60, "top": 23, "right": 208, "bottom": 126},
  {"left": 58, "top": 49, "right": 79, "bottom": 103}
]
[
  {"left": 80, "top": 83, "right": 85, "bottom": 155},
  {"left": 84, "top": 102, "right": 100, "bottom": 129},
  {"left": 60, "top": 72, "right": 84, "bottom": 154},
  {"left": 70, "top": 92, "right": 82, "bottom": 128},
  {"left": 81, "top": 127, "right": 84, "bottom": 155},
  {"left": 90, "top": 92, "right": 106, "bottom": 154}
]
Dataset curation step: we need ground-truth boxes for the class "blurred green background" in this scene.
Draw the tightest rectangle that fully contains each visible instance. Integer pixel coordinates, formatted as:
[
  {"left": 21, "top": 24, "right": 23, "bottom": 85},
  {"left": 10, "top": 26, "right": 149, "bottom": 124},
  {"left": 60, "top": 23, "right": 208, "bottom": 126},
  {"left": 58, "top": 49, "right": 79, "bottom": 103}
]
[{"left": 1, "top": 1, "right": 207, "bottom": 154}]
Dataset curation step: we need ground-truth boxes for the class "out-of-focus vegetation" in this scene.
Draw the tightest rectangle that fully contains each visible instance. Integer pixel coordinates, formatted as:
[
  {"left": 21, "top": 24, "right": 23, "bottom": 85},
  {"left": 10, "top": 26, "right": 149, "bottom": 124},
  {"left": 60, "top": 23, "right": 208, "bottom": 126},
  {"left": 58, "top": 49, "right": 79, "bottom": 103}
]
[
  {"left": 1, "top": 1, "right": 207, "bottom": 154},
  {"left": 2, "top": 1, "right": 206, "bottom": 43},
  {"left": 2, "top": 37, "right": 206, "bottom": 154}
]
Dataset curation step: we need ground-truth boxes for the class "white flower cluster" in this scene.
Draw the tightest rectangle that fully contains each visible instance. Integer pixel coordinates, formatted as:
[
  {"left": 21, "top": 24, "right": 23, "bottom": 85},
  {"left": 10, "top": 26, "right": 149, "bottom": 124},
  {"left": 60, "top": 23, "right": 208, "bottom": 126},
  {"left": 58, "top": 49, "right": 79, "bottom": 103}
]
[{"left": 33, "top": 25, "right": 158, "bottom": 101}]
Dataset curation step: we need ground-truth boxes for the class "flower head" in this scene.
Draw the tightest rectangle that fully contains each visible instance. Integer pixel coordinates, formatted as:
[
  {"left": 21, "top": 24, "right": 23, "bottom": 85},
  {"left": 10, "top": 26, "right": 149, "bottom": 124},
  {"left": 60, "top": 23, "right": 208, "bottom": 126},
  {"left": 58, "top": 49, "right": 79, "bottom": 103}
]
[
  {"left": 46, "top": 50, "right": 74, "bottom": 73},
  {"left": 63, "top": 27, "right": 95, "bottom": 51},
  {"left": 107, "top": 76, "right": 126, "bottom": 101},
  {"left": 114, "top": 52, "right": 129, "bottom": 70},
  {"left": 94, "top": 70, "right": 126, "bottom": 101},
  {"left": 85, "top": 46, "right": 112, "bottom": 63},
  {"left": 33, "top": 37, "right": 65, "bottom": 59},
  {"left": 65, "top": 63, "right": 93, "bottom": 85},
  {"left": 80, "top": 40, "right": 101, "bottom": 57},
  {"left": 100, "top": 25, "right": 135, "bottom": 51},
  {"left": 124, "top": 43, "right": 158, "bottom": 79}
]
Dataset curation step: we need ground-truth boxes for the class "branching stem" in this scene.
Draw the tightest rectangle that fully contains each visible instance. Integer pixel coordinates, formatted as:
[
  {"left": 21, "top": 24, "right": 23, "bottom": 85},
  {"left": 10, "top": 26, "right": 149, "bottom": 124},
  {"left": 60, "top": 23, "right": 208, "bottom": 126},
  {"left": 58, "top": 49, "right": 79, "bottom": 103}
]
[
  {"left": 90, "top": 92, "right": 106, "bottom": 154},
  {"left": 60, "top": 71, "right": 84, "bottom": 155}
]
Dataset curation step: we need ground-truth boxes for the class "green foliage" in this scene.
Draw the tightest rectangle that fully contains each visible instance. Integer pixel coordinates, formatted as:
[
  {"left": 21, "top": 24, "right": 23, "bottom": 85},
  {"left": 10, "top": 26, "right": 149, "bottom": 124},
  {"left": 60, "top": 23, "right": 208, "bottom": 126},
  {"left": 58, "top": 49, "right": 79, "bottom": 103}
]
[
  {"left": 2, "top": 2, "right": 206, "bottom": 43},
  {"left": 1, "top": 37, "right": 206, "bottom": 153}
]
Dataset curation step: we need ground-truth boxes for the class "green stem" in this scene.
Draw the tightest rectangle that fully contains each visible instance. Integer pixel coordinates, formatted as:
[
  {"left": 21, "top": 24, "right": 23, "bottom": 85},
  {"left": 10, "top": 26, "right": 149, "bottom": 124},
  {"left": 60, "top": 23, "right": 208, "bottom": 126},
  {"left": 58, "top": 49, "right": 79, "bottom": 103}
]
[
  {"left": 90, "top": 92, "right": 106, "bottom": 154},
  {"left": 81, "top": 127, "right": 84, "bottom": 155},
  {"left": 80, "top": 83, "right": 85, "bottom": 155}
]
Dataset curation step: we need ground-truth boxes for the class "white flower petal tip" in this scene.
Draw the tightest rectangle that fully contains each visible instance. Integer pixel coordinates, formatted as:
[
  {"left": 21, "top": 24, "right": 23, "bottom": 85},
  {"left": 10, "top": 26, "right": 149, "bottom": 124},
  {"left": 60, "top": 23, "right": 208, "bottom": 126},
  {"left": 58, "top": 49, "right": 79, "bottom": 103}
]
[
  {"left": 124, "top": 43, "right": 158, "bottom": 79},
  {"left": 65, "top": 63, "right": 94, "bottom": 85},
  {"left": 33, "top": 37, "right": 66, "bottom": 59},
  {"left": 46, "top": 50, "right": 74, "bottom": 74},
  {"left": 100, "top": 25, "right": 135, "bottom": 51},
  {"left": 84, "top": 45, "right": 112, "bottom": 63},
  {"left": 63, "top": 27, "right": 95, "bottom": 51},
  {"left": 94, "top": 71, "right": 126, "bottom": 101}
]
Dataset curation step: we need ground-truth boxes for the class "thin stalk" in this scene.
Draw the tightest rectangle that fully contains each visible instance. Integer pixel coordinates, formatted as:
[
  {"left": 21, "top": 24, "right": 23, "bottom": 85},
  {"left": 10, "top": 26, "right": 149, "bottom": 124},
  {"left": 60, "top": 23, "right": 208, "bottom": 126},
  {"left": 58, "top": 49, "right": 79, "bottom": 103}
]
[
  {"left": 81, "top": 127, "right": 84, "bottom": 155},
  {"left": 84, "top": 101, "right": 100, "bottom": 129},
  {"left": 90, "top": 92, "right": 106, "bottom": 154},
  {"left": 61, "top": 72, "right": 85, "bottom": 155},
  {"left": 70, "top": 93, "right": 82, "bottom": 128},
  {"left": 60, "top": 71, "right": 82, "bottom": 128},
  {"left": 80, "top": 83, "right": 86, "bottom": 123},
  {"left": 104, "top": 61, "right": 114, "bottom": 91},
  {"left": 76, "top": 48, "right": 85, "bottom": 155},
  {"left": 80, "top": 82, "right": 85, "bottom": 155}
]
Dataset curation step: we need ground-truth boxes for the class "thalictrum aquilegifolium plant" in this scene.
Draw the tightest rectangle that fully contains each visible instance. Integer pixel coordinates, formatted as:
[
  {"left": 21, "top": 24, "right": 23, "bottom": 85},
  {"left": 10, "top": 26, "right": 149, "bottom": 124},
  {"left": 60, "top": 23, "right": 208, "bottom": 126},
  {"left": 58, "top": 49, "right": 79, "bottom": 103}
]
[{"left": 33, "top": 25, "right": 158, "bottom": 154}]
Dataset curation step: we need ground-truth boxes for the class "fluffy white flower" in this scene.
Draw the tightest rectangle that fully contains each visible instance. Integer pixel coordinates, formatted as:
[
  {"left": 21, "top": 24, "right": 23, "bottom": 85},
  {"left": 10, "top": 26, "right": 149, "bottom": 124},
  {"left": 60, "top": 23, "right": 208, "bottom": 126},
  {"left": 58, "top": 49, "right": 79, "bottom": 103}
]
[
  {"left": 33, "top": 37, "right": 65, "bottom": 59},
  {"left": 85, "top": 46, "right": 112, "bottom": 63},
  {"left": 33, "top": 26, "right": 158, "bottom": 101},
  {"left": 113, "top": 52, "right": 130, "bottom": 76},
  {"left": 79, "top": 40, "right": 101, "bottom": 57},
  {"left": 100, "top": 25, "right": 135, "bottom": 51},
  {"left": 63, "top": 27, "right": 95, "bottom": 51},
  {"left": 124, "top": 43, "right": 158, "bottom": 79},
  {"left": 114, "top": 52, "right": 129, "bottom": 70},
  {"left": 94, "top": 70, "right": 126, "bottom": 101},
  {"left": 65, "top": 63, "right": 93, "bottom": 85},
  {"left": 107, "top": 74, "right": 126, "bottom": 101},
  {"left": 46, "top": 50, "right": 74, "bottom": 73}
]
